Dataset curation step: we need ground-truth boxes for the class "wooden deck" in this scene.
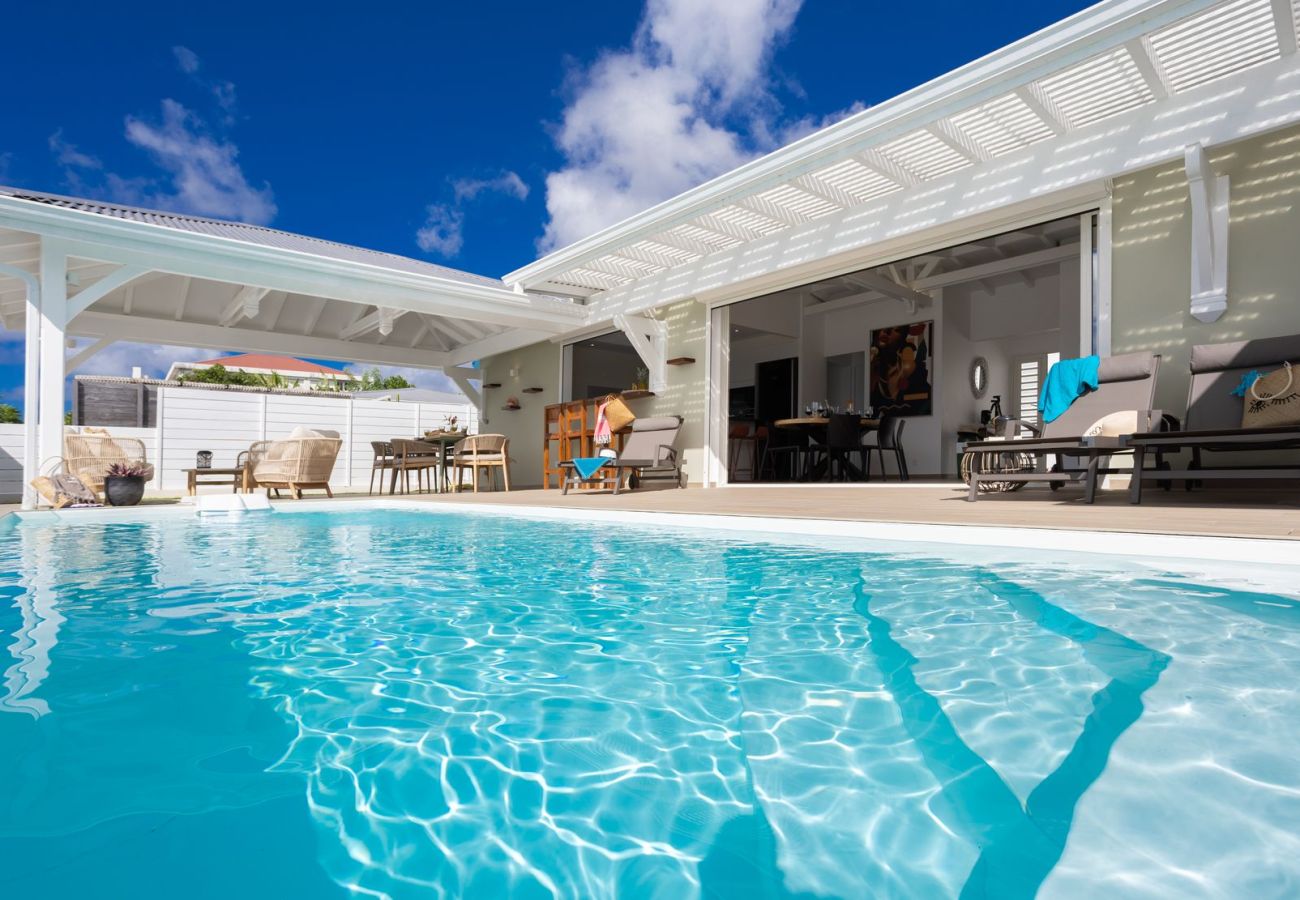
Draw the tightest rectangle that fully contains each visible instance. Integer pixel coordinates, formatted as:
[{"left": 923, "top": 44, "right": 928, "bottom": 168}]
[{"left": 385, "top": 483, "right": 1300, "bottom": 541}]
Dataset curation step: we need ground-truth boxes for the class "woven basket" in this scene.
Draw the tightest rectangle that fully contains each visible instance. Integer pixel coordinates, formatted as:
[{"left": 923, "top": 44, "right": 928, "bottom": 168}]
[
  {"left": 1243, "top": 362, "right": 1300, "bottom": 428},
  {"left": 603, "top": 394, "right": 636, "bottom": 432},
  {"left": 960, "top": 448, "right": 1035, "bottom": 492}
]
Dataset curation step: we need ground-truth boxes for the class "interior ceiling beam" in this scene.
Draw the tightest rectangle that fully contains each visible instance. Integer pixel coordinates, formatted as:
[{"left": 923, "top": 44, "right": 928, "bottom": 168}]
[
  {"left": 71, "top": 310, "right": 449, "bottom": 369},
  {"left": 219, "top": 285, "right": 272, "bottom": 327},
  {"left": 841, "top": 270, "right": 931, "bottom": 309},
  {"left": 173, "top": 277, "right": 194, "bottom": 321},
  {"left": 912, "top": 243, "right": 1077, "bottom": 290}
]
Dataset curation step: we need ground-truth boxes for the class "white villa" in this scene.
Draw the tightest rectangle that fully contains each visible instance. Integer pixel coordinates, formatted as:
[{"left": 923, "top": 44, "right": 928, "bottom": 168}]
[{"left": 0, "top": 0, "right": 1298, "bottom": 505}]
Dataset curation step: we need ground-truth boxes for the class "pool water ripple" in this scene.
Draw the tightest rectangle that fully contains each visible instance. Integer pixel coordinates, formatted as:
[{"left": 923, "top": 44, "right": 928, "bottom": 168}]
[{"left": 1, "top": 508, "right": 1299, "bottom": 898}]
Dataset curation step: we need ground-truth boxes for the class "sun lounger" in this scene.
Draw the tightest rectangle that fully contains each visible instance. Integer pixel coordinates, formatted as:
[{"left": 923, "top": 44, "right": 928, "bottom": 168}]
[
  {"left": 560, "top": 415, "right": 684, "bottom": 495},
  {"left": 963, "top": 351, "right": 1161, "bottom": 502},
  {"left": 1127, "top": 334, "right": 1300, "bottom": 503}
]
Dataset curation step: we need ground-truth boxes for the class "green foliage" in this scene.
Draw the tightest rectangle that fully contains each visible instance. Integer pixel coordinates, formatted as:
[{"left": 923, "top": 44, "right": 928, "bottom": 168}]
[
  {"left": 338, "top": 367, "right": 415, "bottom": 392},
  {"left": 178, "top": 363, "right": 263, "bottom": 387},
  {"left": 0, "top": 404, "right": 21, "bottom": 424}
]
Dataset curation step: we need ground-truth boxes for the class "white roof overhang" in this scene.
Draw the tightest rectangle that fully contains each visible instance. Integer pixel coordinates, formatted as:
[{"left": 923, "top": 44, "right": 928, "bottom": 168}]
[
  {"left": 508, "top": 0, "right": 1300, "bottom": 319},
  {"left": 0, "top": 195, "right": 584, "bottom": 368}
]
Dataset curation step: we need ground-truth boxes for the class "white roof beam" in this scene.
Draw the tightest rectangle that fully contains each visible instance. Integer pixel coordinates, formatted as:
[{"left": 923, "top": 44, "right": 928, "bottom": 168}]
[
  {"left": 791, "top": 173, "right": 862, "bottom": 210},
  {"left": 173, "top": 277, "right": 194, "bottom": 321},
  {"left": 1271, "top": 0, "right": 1298, "bottom": 56},
  {"left": 66, "top": 337, "right": 115, "bottom": 372},
  {"left": 421, "top": 315, "right": 462, "bottom": 349},
  {"left": 1014, "top": 84, "right": 1068, "bottom": 135},
  {"left": 735, "top": 195, "right": 806, "bottom": 227},
  {"left": 446, "top": 328, "right": 555, "bottom": 367},
  {"left": 855, "top": 150, "right": 920, "bottom": 189},
  {"left": 692, "top": 212, "right": 769, "bottom": 243},
  {"left": 642, "top": 230, "right": 716, "bottom": 258},
  {"left": 73, "top": 310, "right": 449, "bottom": 369},
  {"left": 218, "top": 285, "right": 272, "bottom": 327},
  {"left": 1124, "top": 37, "right": 1171, "bottom": 100},
  {"left": 928, "top": 120, "right": 992, "bottom": 163},
  {"left": 66, "top": 263, "right": 150, "bottom": 319},
  {"left": 340, "top": 306, "right": 402, "bottom": 340}
]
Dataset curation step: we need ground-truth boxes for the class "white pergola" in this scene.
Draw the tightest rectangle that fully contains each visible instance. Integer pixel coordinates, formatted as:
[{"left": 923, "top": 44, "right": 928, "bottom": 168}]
[
  {"left": 0, "top": 190, "right": 585, "bottom": 508},
  {"left": 507, "top": 0, "right": 1300, "bottom": 329}
]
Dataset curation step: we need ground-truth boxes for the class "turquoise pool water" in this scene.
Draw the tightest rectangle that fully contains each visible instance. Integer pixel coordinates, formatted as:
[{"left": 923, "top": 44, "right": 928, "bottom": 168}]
[{"left": 1, "top": 507, "right": 1298, "bottom": 898}]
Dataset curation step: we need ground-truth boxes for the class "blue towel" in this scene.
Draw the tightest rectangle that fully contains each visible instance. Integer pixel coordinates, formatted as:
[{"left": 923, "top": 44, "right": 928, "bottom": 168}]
[
  {"left": 1039, "top": 355, "right": 1100, "bottom": 424},
  {"left": 571, "top": 457, "right": 611, "bottom": 480},
  {"left": 1231, "top": 370, "right": 1262, "bottom": 398}
]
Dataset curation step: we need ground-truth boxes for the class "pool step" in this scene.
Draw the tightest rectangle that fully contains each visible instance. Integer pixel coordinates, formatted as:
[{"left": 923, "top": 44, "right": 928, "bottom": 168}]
[{"left": 195, "top": 493, "right": 273, "bottom": 515}]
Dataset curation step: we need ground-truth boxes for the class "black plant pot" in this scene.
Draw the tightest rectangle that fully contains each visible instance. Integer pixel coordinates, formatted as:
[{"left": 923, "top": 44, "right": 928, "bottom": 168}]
[{"left": 104, "top": 475, "right": 146, "bottom": 507}]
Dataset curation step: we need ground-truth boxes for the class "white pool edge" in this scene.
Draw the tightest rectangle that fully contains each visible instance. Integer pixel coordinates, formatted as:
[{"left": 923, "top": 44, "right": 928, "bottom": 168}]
[{"left": 13, "top": 497, "right": 1297, "bottom": 567}]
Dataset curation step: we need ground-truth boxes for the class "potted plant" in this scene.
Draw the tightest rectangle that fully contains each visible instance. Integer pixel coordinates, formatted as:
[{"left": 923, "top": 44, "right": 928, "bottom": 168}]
[
  {"left": 103, "top": 461, "right": 147, "bottom": 507},
  {"left": 632, "top": 367, "right": 649, "bottom": 391}
]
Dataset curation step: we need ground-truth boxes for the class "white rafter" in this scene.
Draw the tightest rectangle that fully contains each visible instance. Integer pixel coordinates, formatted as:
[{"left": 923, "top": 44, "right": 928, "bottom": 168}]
[{"left": 218, "top": 285, "right": 272, "bottom": 327}]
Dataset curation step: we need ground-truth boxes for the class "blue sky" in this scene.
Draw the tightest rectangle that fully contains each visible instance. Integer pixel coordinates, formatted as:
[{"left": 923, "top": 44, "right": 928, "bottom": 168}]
[{"left": 0, "top": 0, "right": 1093, "bottom": 408}]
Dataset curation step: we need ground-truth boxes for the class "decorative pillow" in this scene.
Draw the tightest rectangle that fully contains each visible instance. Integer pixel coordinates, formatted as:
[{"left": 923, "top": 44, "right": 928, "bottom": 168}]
[{"left": 1083, "top": 410, "right": 1142, "bottom": 438}]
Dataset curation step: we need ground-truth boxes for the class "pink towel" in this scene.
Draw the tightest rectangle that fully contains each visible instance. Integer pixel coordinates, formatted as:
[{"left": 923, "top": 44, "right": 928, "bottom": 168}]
[{"left": 594, "top": 401, "right": 613, "bottom": 446}]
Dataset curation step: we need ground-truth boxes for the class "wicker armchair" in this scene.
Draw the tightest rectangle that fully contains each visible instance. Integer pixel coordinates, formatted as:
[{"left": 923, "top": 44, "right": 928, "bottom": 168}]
[
  {"left": 251, "top": 430, "right": 342, "bottom": 499},
  {"left": 62, "top": 430, "right": 155, "bottom": 498},
  {"left": 451, "top": 434, "right": 511, "bottom": 492}
]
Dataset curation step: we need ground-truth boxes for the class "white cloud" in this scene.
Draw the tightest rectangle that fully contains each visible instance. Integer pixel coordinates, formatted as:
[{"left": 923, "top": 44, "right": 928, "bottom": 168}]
[
  {"left": 66, "top": 339, "right": 211, "bottom": 378},
  {"left": 416, "top": 204, "right": 465, "bottom": 256},
  {"left": 416, "top": 170, "right": 529, "bottom": 259},
  {"left": 122, "top": 99, "right": 275, "bottom": 223},
  {"left": 452, "top": 171, "right": 529, "bottom": 203},
  {"left": 539, "top": 0, "right": 805, "bottom": 252},
  {"left": 172, "top": 45, "right": 200, "bottom": 75}
]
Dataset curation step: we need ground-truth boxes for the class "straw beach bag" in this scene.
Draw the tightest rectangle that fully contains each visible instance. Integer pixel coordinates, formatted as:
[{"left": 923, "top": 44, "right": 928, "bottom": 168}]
[
  {"left": 602, "top": 394, "right": 636, "bottom": 433},
  {"left": 1243, "top": 362, "right": 1300, "bottom": 428}
]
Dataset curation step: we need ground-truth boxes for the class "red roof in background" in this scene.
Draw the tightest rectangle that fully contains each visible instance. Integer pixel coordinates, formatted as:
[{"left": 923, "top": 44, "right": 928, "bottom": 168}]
[{"left": 193, "top": 354, "right": 354, "bottom": 377}]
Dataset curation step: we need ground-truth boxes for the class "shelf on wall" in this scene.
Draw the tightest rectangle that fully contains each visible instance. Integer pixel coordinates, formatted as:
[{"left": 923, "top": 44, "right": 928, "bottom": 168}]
[
  {"left": 500, "top": 405, "right": 521, "bottom": 412},
  {"left": 482, "top": 382, "right": 502, "bottom": 389},
  {"left": 620, "top": 390, "right": 656, "bottom": 400},
  {"left": 521, "top": 387, "right": 544, "bottom": 394},
  {"left": 666, "top": 357, "right": 695, "bottom": 366}
]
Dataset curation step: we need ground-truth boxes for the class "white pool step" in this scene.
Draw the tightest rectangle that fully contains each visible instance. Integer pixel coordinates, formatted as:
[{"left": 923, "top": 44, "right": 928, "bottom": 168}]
[{"left": 195, "top": 493, "right": 273, "bottom": 515}]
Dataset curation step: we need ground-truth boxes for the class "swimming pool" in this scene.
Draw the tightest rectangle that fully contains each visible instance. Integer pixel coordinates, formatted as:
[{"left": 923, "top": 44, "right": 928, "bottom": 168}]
[{"left": 1, "top": 505, "right": 1298, "bottom": 898}]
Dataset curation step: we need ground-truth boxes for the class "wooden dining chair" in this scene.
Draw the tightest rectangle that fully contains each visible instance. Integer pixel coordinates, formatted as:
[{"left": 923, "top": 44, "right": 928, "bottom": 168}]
[
  {"left": 368, "top": 441, "right": 396, "bottom": 495},
  {"left": 390, "top": 439, "right": 440, "bottom": 494}
]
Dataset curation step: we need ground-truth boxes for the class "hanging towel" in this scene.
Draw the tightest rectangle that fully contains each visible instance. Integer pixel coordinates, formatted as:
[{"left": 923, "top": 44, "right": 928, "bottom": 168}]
[
  {"left": 1039, "top": 355, "right": 1100, "bottom": 424},
  {"left": 594, "top": 401, "right": 613, "bottom": 445},
  {"left": 571, "top": 457, "right": 611, "bottom": 479}
]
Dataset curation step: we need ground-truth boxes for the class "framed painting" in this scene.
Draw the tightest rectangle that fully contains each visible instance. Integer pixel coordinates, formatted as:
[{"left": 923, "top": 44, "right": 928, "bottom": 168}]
[{"left": 869, "top": 320, "right": 933, "bottom": 416}]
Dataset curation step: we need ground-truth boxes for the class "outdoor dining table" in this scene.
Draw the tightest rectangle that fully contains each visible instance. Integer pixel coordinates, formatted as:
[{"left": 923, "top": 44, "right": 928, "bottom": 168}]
[
  {"left": 389, "top": 433, "right": 468, "bottom": 493},
  {"left": 773, "top": 416, "right": 881, "bottom": 481}
]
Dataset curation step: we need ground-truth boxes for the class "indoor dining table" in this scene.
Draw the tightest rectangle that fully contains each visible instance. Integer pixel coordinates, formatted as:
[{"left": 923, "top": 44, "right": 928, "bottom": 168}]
[{"left": 773, "top": 416, "right": 880, "bottom": 481}]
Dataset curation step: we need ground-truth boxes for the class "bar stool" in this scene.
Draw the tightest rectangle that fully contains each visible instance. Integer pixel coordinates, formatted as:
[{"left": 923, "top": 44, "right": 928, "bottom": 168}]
[{"left": 728, "top": 423, "right": 759, "bottom": 481}]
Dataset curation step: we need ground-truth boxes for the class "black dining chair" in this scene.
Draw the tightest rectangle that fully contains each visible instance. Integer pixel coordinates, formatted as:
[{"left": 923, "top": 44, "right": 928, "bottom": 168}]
[
  {"left": 759, "top": 426, "right": 805, "bottom": 482},
  {"left": 807, "top": 413, "right": 865, "bottom": 481},
  {"left": 862, "top": 415, "right": 909, "bottom": 481}
]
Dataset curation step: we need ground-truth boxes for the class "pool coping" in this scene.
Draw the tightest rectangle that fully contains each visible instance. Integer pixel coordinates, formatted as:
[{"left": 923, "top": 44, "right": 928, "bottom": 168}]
[{"left": 11, "top": 496, "right": 1300, "bottom": 578}]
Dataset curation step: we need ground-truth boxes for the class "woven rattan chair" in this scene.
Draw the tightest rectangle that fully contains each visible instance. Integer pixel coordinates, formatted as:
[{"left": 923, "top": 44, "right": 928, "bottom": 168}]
[
  {"left": 390, "top": 439, "right": 441, "bottom": 494},
  {"left": 452, "top": 434, "right": 511, "bottom": 492},
  {"left": 251, "top": 430, "right": 342, "bottom": 499},
  {"left": 62, "top": 430, "right": 155, "bottom": 498},
  {"left": 369, "top": 440, "right": 397, "bottom": 495}
]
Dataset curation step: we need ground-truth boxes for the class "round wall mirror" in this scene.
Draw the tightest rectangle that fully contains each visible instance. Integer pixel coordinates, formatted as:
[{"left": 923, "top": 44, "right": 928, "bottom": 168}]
[{"left": 969, "top": 356, "right": 989, "bottom": 399}]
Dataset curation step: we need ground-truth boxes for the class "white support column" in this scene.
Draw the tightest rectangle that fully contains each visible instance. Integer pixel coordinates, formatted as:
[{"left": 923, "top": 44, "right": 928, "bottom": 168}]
[
  {"left": 444, "top": 367, "right": 483, "bottom": 418},
  {"left": 705, "top": 304, "right": 730, "bottom": 487},
  {"left": 37, "top": 242, "right": 68, "bottom": 479},
  {"left": 1185, "top": 143, "right": 1229, "bottom": 323},
  {"left": 612, "top": 313, "right": 668, "bottom": 393}
]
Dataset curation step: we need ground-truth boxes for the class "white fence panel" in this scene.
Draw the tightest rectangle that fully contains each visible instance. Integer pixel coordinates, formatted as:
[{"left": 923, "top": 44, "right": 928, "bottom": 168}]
[
  {"left": 158, "top": 388, "right": 264, "bottom": 491},
  {"left": 0, "top": 424, "right": 24, "bottom": 500},
  {"left": 350, "top": 400, "right": 419, "bottom": 488}
]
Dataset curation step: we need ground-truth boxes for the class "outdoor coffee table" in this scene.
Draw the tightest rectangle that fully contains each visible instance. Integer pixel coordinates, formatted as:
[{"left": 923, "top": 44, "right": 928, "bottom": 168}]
[{"left": 183, "top": 466, "right": 248, "bottom": 495}]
